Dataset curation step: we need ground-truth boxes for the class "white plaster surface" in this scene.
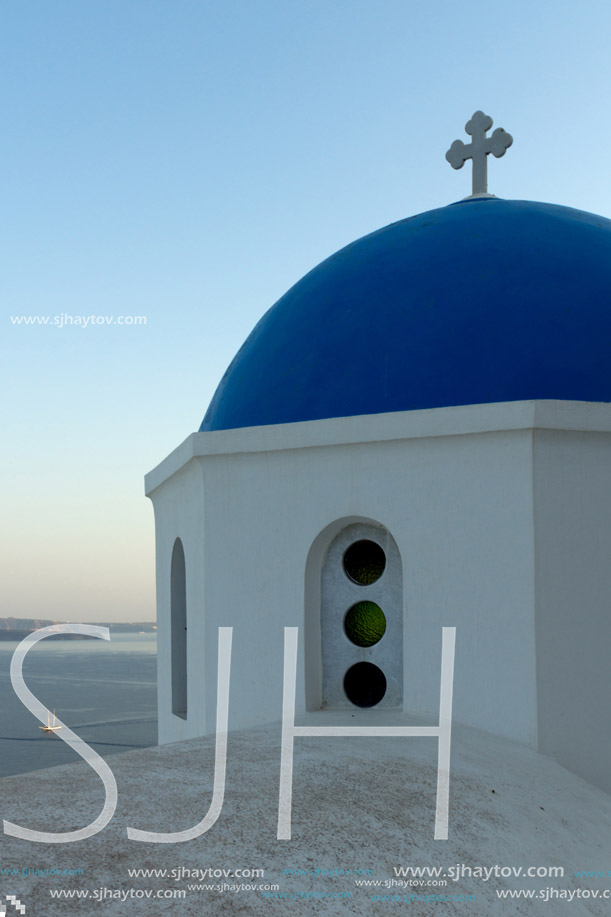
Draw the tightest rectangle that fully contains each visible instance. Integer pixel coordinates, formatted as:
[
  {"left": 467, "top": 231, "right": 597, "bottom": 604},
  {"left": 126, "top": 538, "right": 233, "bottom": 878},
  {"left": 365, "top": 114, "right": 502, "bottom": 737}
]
[
  {"left": 2, "top": 719, "right": 610, "bottom": 915},
  {"left": 150, "top": 402, "right": 540, "bottom": 748},
  {"left": 533, "top": 429, "right": 611, "bottom": 793},
  {"left": 147, "top": 400, "right": 611, "bottom": 795}
]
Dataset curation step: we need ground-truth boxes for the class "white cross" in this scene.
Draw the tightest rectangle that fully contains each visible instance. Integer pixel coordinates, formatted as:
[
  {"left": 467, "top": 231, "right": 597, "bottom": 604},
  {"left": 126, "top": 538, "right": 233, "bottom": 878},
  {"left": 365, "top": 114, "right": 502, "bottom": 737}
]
[{"left": 446, "top": 110, "right": 513, "bottom": 196}]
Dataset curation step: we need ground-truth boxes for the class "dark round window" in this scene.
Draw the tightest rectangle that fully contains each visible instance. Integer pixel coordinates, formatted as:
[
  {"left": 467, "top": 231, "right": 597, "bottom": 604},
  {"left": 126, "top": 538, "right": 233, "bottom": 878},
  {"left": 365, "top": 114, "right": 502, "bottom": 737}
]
[
  {"left": 343, "top": 662, "right": 387, "bottom": 707},
  {"left": 343, "top": 540, "right": 386, "bottom": 585},
  {"left": 344, "top": 601, "right": 386, "bottom": 647}
]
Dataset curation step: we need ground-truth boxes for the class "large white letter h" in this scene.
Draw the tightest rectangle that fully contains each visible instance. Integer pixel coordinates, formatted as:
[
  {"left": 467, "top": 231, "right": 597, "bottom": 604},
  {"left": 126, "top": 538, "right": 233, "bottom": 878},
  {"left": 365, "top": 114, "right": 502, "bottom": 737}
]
[{"left": 277, "top": 626, "right": 456, "bottom": 841}]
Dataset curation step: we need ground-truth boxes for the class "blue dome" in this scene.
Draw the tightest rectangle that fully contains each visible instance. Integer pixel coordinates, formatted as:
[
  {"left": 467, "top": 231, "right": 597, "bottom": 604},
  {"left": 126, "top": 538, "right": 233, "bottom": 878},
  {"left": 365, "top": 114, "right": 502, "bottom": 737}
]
[{"left": 201, "top": 198, "right": 611, "bottom": 432}]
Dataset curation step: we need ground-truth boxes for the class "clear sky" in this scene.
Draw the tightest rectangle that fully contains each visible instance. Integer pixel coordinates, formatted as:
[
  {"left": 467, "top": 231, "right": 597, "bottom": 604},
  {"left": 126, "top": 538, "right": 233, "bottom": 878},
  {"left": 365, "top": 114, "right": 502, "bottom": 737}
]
[{"left": 3, "top": 0, "right": 611, "bottom": 621}]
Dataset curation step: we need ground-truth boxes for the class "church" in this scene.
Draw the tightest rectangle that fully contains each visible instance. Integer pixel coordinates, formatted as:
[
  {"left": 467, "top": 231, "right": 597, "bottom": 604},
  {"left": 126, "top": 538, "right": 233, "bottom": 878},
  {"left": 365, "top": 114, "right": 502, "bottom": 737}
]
[{"left": 145, "top": 111, "right": 611, "bottom": 798}]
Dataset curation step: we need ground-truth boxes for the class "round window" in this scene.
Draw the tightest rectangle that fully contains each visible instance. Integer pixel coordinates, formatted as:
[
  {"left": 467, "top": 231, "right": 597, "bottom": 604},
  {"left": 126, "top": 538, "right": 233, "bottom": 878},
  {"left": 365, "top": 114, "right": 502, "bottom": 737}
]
[
  {"left": 343, "top": 662, "right": 387, "bottom": 707},
  {"left": 344, "top": 601, "right": 386, "bottom": 647},
  {"left": 343, "top": 540, "right": 386, "bottom": 585}
]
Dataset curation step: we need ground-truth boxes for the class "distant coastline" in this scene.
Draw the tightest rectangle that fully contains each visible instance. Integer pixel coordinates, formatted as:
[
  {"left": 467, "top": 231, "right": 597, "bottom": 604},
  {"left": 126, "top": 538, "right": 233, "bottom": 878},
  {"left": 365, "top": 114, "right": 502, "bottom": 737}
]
[{"left": 0, "top": 618, "right": 157, "bottom": 641}]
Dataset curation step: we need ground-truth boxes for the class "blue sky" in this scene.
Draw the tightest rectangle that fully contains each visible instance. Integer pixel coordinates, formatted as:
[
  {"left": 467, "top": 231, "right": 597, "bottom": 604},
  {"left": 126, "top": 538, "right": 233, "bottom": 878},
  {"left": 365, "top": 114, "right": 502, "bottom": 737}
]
[{"left": 3, "top": 0, "right": 611, "bottom": 620}]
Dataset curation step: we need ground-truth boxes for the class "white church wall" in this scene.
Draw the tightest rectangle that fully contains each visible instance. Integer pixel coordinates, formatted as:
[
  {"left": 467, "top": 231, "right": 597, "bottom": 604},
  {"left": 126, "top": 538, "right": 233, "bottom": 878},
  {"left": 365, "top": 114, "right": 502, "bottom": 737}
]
[
  {"left": 147, "top": 404, "right": 540, "bottom": 745},
  {"left": 392, "top": 428, "right": 537, "bottom": 744},
  {"left": 533, "top": 427, "right": 611, "bottom": 794},
  {"left": 148, "top": 458, "right": 206, "bottom": 744}
]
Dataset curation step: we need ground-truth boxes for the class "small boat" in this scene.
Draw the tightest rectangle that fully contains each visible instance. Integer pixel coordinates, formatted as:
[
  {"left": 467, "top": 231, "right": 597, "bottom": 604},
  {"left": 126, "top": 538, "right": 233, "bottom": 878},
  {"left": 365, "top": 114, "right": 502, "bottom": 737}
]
[{"left": 39, "top": 710, "right": 61, "bottom": 733}]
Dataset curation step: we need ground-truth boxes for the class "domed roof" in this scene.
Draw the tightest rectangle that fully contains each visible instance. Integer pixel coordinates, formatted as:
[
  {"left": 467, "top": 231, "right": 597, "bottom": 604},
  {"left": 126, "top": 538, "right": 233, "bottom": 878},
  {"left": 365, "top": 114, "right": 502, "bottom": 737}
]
[{"left": 201, "top": 198, "right": 611, "bottom": 432}]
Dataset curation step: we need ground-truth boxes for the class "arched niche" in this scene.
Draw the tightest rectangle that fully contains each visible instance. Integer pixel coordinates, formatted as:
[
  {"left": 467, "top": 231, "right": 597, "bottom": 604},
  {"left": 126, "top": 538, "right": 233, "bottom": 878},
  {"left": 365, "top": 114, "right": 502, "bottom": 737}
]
[
  {"left": 171, "top": 537, "right": 187, "bottom": 719},
  {"left": 304, "top": 518, "right": 403, "bottom": 711}
]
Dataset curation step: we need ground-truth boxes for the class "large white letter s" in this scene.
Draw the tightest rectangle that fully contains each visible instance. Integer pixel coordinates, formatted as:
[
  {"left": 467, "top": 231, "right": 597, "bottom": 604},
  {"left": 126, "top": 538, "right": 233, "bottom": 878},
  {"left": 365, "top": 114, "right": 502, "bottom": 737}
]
[{"left": 4, "top": 624, "right": 118, "bottom": 843}]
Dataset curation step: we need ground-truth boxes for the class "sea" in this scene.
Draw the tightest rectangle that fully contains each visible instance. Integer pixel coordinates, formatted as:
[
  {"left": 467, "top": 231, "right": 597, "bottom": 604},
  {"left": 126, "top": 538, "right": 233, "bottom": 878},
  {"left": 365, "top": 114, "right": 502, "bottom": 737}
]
[{"left": 0, "top": 633, "right": 157, "bottom": 778}]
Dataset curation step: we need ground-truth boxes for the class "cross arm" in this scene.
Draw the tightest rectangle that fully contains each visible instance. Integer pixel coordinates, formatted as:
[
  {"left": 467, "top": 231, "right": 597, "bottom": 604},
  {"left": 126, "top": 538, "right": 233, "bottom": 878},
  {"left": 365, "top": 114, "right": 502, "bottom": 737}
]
[{"left": 445, "top": 139, "right": 471, "bottom": 170}]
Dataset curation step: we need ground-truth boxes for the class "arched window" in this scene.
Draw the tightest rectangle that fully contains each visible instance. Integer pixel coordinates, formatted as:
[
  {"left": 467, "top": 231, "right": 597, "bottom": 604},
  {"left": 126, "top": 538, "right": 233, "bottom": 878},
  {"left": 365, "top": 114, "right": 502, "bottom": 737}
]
[
  {"left": 171, "top": 538, "right": 187, "bottom": 719},
  {"left": 320, "top": 523, "right": 402, "bottom": 709}
]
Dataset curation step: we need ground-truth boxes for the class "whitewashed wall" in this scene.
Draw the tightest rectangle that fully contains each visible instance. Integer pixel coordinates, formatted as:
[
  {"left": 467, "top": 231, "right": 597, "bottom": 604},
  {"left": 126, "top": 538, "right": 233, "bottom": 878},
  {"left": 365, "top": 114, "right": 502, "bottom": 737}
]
[
  {"left": 533, "top": 424, "right": 611, "bottom": 794},
  {"left": 146, "top": 400, "right": 611, "bottom": 793}
]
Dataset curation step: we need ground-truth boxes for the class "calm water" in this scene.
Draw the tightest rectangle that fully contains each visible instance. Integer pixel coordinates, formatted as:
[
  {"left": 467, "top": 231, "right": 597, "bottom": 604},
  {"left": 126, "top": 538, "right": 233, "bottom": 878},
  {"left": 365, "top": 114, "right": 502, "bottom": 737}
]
[{"left": 0, "top": 633, "right": 157, "bottom": 778}]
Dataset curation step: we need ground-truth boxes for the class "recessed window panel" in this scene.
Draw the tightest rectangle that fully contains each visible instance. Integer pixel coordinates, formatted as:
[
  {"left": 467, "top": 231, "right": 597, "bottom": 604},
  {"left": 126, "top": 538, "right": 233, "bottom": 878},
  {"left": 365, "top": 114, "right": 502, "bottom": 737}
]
[{"left": 171, "top": 537, "right": 187, "bottom": 719}]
